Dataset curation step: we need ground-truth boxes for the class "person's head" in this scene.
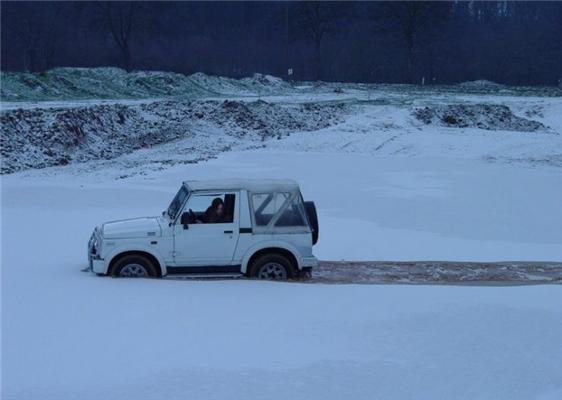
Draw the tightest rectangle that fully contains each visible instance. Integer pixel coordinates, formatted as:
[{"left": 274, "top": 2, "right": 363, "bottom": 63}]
[{"left": 212, "top": 198, "right": 224, "bottom": 216}]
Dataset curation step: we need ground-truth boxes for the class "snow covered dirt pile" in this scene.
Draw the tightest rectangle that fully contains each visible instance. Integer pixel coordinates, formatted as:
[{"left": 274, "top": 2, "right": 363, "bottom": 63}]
[
  {"left": 189, "top": 72, "right": 291, "bottom": 95},
  {"left": 0, "top": 99, "right": 347, "bottom": 173},
  {"left": 1, "top": 67, "right": 207, "bottom": 101},
  {"left": 0, "top": 68, "right": 294, "bottom": 102},
  {"left": 414, "top": 104, "right": 546, "bottom": 132},
  {"left": 3, "top": 67, "right": 560, "bottom": 103}
]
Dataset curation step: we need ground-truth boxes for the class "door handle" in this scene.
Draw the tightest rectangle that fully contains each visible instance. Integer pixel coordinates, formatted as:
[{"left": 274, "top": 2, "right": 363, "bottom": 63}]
[{"left": 224, "top": 230, "right": 233, "bottom": 234}]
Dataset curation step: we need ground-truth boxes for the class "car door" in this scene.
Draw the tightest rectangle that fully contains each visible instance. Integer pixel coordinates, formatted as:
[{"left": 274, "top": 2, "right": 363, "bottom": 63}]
[{"left": 172, "top": 191, "right": 240, "bottom": 268}]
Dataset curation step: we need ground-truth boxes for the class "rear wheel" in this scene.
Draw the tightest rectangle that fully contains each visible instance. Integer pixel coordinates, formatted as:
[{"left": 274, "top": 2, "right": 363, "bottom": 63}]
[
  {"left": 110, "top": 254, "right": 158, "bottom": 278},
  {"left": 249, "top": 253, "right": 295, "bottom": 280}
]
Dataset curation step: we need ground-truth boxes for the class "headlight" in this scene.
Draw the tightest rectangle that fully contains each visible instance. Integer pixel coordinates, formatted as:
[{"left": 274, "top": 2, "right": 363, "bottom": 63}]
[{"left": 89, "top": 228, "right": 101, "bottom": 255}]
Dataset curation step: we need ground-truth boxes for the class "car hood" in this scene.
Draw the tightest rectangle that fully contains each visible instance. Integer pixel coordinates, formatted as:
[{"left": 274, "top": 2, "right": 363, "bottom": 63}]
[{"left": 102, "top": 217, "right": 163, "bottom": 239}]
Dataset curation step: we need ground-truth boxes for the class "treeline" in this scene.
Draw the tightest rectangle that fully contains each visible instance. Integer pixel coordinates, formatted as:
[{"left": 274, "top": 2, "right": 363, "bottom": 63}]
[{"left": 1, "top": 1, "right": 561, "bottom": 85}]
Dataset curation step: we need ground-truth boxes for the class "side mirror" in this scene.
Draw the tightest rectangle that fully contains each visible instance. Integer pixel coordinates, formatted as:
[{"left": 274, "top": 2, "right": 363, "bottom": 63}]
[{"left": 180, "top": 212, "right": 189, "bottom": 229}]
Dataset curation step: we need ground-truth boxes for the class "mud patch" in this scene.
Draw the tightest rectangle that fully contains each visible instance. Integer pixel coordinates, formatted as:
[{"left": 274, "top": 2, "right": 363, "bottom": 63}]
[{"left": 311, "top": 261, "right": 562, "bottom": 284}]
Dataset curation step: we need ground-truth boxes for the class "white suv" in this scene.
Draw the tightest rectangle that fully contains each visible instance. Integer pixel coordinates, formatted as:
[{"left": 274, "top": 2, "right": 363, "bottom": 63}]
[{"left": 88, "top": 179, "right": 318, "bottom": 280}]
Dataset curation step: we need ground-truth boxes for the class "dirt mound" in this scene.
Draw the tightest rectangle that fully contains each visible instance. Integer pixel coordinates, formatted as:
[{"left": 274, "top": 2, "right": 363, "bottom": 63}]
[
  {"left": 0, "top": 100, "right": 347, "bottom": 174},
  {"left": 414, "top": 104, "right": 545, "bottom": 132},
  {"left": 457, "top": 80, "right": 503, "bottom": 89},
  {"left": 0, "top": 68, "right": 293, "bottom": 102}
]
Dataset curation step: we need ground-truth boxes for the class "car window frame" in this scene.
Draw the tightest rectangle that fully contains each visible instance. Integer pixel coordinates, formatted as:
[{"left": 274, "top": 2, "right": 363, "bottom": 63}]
[
  {"left": 174, "top": 190, "right": 238, "bottom": 226},
  {"left": 249, "top": 190, "right": 310, "bottom": 233}
]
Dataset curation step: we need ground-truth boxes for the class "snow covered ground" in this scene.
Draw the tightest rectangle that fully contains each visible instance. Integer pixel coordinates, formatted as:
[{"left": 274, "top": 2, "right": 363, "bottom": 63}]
[
  {"left": 2, "top": 69, "right": 562, "bottom": 399},
  {"left": 2, "top": 172, "right": 562, "bottom": 399},
  {"left": 2, "top": 275, "right": 561, "bottom": 399}
]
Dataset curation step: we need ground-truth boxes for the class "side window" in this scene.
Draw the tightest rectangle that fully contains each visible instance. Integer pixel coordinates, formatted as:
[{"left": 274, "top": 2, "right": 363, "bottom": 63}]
[
  {"left": 275, "top": 194, "right": 307, "bottom": 227},
  {"left": 184, "top": 193, "right": 235, "bottom": 224},
  {"left": 251, "top": 192, "right": 289, "bottom": 226}
]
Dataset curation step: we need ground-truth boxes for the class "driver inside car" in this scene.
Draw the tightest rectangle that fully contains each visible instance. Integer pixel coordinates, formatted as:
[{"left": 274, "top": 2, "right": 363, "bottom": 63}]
[{"left": 201, "top": 197, "right": 225, "bottom": 223}]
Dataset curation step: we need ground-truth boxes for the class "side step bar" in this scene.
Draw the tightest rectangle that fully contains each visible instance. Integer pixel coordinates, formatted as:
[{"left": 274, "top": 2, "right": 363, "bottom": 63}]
[{"left": 163, "top": 273, "right": 244, "bottom": 280}]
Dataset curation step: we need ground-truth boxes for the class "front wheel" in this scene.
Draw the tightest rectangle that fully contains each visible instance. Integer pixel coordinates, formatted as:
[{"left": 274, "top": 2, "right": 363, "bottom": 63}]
[
  {"left": 110, "top": 254, "right": 158, "bottom": 278},
  {"left": 249, "top": 253, "right": 295, "bottom": 280}
]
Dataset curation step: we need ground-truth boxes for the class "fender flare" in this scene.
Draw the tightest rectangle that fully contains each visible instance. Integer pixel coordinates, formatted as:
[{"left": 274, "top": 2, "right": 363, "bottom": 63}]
[
  {"left": 240, "top": 240, "right": 302, "bottom": 274},
  {"left": 103, "top": 244, "right": 168, "bottom": 276}
]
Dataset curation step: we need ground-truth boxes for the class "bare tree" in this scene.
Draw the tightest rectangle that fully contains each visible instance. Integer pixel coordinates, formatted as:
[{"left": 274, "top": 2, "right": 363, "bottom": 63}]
[
  {"left": 4, "top": 2, "right": 69, "bottom": 72},
  {"left": 375, "top": 2, "right": 451, "bottom": 83},
  {"left": 98, "top": 2, "right": 134, "bottom": 71},
  {"left": 294, "top": 2, "right": 343, "bottom": 81}
]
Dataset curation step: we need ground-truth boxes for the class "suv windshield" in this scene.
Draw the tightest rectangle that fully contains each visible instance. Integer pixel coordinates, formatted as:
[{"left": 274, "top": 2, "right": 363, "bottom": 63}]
[{"left": 167, "top": 185, "right": 189, "bottom": 220}]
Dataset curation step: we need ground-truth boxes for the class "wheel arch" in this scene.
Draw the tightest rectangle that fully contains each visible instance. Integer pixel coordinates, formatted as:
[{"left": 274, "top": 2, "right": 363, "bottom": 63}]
[
  {"left": 107, "top": 249, "right": 164, "bottom": 277},
  {"left": 242, "top": 243, "right": 300, "bottom": 275}
]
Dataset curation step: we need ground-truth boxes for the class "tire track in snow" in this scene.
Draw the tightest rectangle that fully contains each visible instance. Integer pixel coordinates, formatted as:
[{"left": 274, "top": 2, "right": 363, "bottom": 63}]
[{"left": 310, "top": 261, "right": 562, "bottom": 285}]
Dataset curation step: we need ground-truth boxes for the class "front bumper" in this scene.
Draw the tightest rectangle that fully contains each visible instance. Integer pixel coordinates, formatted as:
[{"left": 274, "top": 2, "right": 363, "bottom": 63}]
[{"left": 88, "top": 255, "right": 106, "bottom": 274}]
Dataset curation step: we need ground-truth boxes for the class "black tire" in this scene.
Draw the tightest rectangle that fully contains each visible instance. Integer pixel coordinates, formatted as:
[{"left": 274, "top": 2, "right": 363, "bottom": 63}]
[
  {"left": 249, "top": 253, "right": 295, "bottom": 280},
  {"left": 110, "top": 254, "right": 158, "bottom": 278},
  {"left": 304, "top": 201, "right": 319, "bottom": 245}
]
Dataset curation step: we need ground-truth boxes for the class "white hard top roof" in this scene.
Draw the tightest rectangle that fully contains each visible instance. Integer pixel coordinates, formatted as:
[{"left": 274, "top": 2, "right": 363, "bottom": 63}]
[{"left": 184, "top": 178, "right": 300, "bottom": 192}]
